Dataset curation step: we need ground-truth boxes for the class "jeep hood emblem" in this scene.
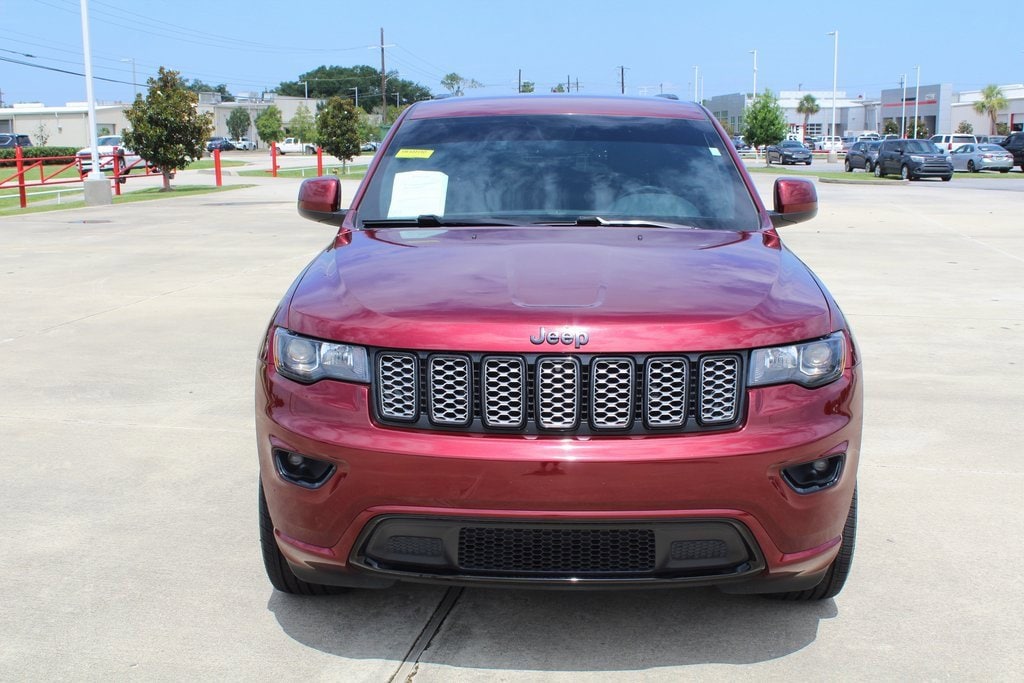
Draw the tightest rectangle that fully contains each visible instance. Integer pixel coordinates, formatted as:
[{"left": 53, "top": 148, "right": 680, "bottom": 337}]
[{"left": 530, "top": 327, "right": 589, "bottom": 349}]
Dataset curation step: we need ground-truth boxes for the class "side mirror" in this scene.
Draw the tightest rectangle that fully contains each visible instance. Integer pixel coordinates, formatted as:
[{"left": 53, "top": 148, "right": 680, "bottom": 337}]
[
  {"left": 297, "top": 176, "right": 347, "bottom": 226},
  {"left": 769, "top": 177, "right": 817, "bottom": 228}
]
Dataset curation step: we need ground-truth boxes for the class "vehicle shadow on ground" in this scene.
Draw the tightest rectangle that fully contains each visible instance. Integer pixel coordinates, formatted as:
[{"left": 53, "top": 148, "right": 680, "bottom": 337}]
[{"left": 269, "top": 584, "right": 837, "bottom": 670}]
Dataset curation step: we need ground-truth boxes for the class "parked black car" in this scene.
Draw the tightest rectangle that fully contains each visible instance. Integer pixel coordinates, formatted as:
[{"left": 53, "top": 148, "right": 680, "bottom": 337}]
[
  {"left": 845, "top": 141, "right": 881, "bottom": 172},
  {"left": 0, "top": 133, "right": 33, "bottom": 148},
  {"left": 874, "top": 139, "right": 952, "bottom": 181},
  {"left": 1000, "top": 132, "right": 1024, "bottom": 171},
  {"left": 730, "top": 135, "right": 751, "bottom": 152},
  {"left": 206, "top": 137, "right": 236, "bottom": 152},
  {"left": 766, "top": 140, "right": 812, "bottom": 165}
]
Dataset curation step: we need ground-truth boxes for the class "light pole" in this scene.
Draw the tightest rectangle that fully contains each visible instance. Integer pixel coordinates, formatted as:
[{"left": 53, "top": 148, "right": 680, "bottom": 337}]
[
  {"left": 300, "top": 80, "right": 308, "bottom": 98},
  {"left": 913, "top": 65, "right": 921, "bottom": 139},
  {"left": 827, "top": 30, "right": 839, "bottom": 162},
  {"left": 79, "top": 0, "right": 110, "bottom": 204},
  {"left": 693, "top": 65, "right": 699, "bottom": 102},
  {"left": 121, "top": 57, "right": 137, "bottom": 99},
  {"left": 749, "top": 49, "right": 757, "bottom": 98},
  {"left": 349, "top": 87, "right": 359, "bottom": 108},
  {"left": 900, "top": 74, "right": 907, "bottom": 138}
]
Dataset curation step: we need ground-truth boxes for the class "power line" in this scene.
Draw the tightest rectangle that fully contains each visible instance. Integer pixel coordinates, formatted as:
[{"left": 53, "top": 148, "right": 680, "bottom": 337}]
[{"left": 0, "top": 55, "right": 135, "bottom": 86}]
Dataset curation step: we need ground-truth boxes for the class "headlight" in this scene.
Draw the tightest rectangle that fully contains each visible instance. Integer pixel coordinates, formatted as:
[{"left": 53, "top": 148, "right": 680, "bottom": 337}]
[
  {"left": 910, "top": 155, "right": 925, "bottom": 162},
  {"left": 748, "top": 332, "right": 846, "bottom": 388},
  {"left": 273, "top": 328, "right": 369, "bottom": 383}
]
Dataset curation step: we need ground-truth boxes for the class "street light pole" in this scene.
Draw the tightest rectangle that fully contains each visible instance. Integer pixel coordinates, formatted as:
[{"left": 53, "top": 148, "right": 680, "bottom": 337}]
[
  {"left": 749, "top": 49, "right": 757, "bottom": 97},
  {"left": 121, "top": 57, "right": 137, "bottom": 99},
  {"left": 79, "top": 0, "right": 110, "bottom": 204},
  {"left": 349, "top": 87, "right": 359, "bottom": 108},
  {"left": 900, "top": 74, "right": 907, "bottom": 138},
  {"left": 693, "top": 65, "right": 699, "bottom": 102},
  {"left": 827, "top": 30, "right": 839, "bottom": 162},
  {"left": 913, "top": 65, "right": 921, "bottom": 139}
]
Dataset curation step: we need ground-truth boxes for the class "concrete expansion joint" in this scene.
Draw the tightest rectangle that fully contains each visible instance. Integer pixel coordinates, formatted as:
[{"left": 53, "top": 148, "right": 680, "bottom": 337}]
[{"left": 389, "top": 587, "right": 464, "bottom": 683}]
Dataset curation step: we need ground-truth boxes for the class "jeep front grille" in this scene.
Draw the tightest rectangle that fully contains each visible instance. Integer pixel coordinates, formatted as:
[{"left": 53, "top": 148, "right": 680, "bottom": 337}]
[{"left": 372, "top": 351, "right": 744, "bottom": 435}]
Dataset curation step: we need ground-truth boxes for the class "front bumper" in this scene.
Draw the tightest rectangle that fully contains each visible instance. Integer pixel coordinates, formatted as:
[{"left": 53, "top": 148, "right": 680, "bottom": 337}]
[{"left": 257, "top": 361, "right": 862, "bottom": 591}]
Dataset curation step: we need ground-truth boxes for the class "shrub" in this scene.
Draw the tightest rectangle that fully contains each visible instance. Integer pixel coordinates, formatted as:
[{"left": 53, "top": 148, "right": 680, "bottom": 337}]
[
  {"left": 0, "top": 147, "right": 80, "bottom": 166},
  {"left": 955, "top": 121, "right": 973, "bottom": 134}
]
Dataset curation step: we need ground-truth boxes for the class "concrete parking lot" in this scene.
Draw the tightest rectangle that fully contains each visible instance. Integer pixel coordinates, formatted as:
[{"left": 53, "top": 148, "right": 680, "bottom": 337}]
[{"left": 1, "top": 170, "right": 1022, "bottom": 680}]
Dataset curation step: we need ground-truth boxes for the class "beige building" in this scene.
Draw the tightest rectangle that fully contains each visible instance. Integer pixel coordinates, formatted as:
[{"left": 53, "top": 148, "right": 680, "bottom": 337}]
[{"left": 951, "top": 84, "right": 1024, "bottom": 135}]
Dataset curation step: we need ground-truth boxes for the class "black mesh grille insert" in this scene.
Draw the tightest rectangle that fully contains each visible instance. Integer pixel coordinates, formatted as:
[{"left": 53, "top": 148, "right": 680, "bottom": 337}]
[
  {"left": 457, "top": 527, "right": 656, "bottom": 574},
  {"left": 669, "top": 539, "right": 729, "bottom": 561},
  {"left": 385, "top": 535, "right": 444, "bottom": 558}
]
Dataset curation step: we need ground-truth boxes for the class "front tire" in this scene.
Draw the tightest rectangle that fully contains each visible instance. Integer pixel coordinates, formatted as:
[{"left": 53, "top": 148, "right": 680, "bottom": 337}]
[
  {"left": 768, "top": 487, "right": 857, "bottom": 601},
  {"left": 901, "top": 164, "right": 912, "bottom": 181},
  {"left": 844, "top": 158, "right": 852, "bottom": 172},
  {"left": 874, "top": 162, "right": 883, "bottom": 178},
  {"left": 259, "top": 481, "right": 345, "bottom": 595},
  {"left": 867, "top": 161, "right": 875, "bottom": 173}
]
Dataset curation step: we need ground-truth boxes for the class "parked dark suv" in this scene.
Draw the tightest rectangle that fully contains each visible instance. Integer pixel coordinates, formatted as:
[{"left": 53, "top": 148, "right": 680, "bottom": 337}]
[
  {"left": 874, "top": 139, "right": 952, "bottom": 181},
  {"left": 1001, "top": 132, "right": 1024, "bottom": 171},
  {"left": 0, "top": 133, "right": 33, "bottom": 148}
]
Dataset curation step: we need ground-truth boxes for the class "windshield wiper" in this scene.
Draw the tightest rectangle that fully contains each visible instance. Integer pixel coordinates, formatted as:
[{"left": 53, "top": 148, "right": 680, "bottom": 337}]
[
  {"left": 360, "top": 215, "right": 520, "bottom": 228},
  {"left": 539, "top": 216, "right": 698, "bottom": 230}
]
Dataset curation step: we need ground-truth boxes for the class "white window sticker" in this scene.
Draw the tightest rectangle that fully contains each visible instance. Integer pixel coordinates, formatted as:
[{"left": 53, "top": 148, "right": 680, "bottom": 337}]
[
  {"left": 709, "top": 147, "right": 722, "bottom": 157},
  {"left": 388, "top": 170, "right": 449, "bottom": 218}
]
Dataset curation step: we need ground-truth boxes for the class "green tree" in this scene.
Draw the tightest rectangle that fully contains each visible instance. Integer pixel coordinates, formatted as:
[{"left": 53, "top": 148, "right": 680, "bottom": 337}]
[
  {"left": 316, "top": 96, "right": 361, "bottom": 167},
  {"left": 355, "top": 108, "right": 377, "bottom": 144},
  {"left": 520, "top": 81, "right": 535, "bottom": 94},
  {"left": 551, "top": 83, "right": 566, "bottom": 93},
  {"left": 288, "top": 104, "right": 316, "bottom": 143},
  {"left": 255, "top": 106, "right": 284, "bottom": 144},
  {"left": 796, "top": 94, "right": 820, "bottom": 137},
  {"left": 906, "top": 117, "right": 929, "bottom": 139},
  {"left": 226, "top": 108, "right": 251, "bottom": 140},
  {"left": 955, "top": 120, "right": 973, "bottom": 134},
  {"left": 743, "top": 90, "right": 788, "bottom": 163},
  {"left": 440, "top": 72, "right": 483, "bottom": 96},
  {"left": 973, "top": 84, "right": 1008, "bottom": 135},
  {"left": 185, "top": 79, "right": 234, "bottom": 102},
  {"left": 883, "top": 119, "right": 900, "bottom": 136},
  {"left": 123, "top": 67, "right": 213, "bottom": 191},
  {"left": 278, "top": 65, "right": 431, "bottom": 114},
  {"left": 996, "top": 122, "right": 1009, "bottom": 136}
]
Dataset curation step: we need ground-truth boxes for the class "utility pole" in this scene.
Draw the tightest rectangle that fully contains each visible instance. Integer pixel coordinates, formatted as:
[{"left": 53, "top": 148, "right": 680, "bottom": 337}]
[
  {"left": 518, "top": 68, "right": 522, "bottom": 93},
  {"left": 380, "top": 27, "right": 387, "bottom": 122},
  {"left": 350, "top": 87, "right": 359, "bottom": 108},
  {"left": 121, "top": 57, "right": 137, "bottom": 99},
  {"left": 575, "top": 78, "right": 580, "bottom": 93},
  {"left": 693, "top": 66, "right": 699, "bottom": 101},
  {"left": 567, "top": 75, "right": 571, "bottom": 93},
  {"left": 749, "top": 49, "right": 757, "bottom": 98},
  {"left": 618, "top": 66, "right": 626, "bottom": 95}
]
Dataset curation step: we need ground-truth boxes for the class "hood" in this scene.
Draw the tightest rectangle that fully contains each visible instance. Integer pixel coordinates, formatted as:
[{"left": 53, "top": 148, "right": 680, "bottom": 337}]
[{"left": 286, "top": 227, "right": 833, "bottom": 353}]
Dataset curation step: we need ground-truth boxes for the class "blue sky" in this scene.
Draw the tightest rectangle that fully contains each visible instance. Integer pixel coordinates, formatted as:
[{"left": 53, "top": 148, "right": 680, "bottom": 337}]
[{"left": 3, "top": 0, "right": 1021, "bottom": 106}]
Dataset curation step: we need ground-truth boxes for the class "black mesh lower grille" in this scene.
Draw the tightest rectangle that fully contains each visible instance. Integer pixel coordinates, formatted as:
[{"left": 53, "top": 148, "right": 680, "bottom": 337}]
[
  {"left": 670, "top": 539, "right": 729, "bottom": 560},
  {"left": 457, "top": 527, "right": 656, "bottom": 574}
]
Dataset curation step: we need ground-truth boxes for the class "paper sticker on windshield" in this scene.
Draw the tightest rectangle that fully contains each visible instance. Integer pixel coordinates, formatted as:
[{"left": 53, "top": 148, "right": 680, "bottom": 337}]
[
  {"left": 396, "top": 148, "right": 434, "bottom": 159},
  {"left": 709, "top": 147, "right": 722, "bottom": 156},
  {"left": 388, "top": 171, "right": 448, "bottom": 217}
]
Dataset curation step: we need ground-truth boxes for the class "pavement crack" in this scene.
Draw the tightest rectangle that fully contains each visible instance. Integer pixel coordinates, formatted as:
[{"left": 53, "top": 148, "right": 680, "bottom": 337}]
[{"left": 389, "top": 587, "right": 463, "bottom": 683}]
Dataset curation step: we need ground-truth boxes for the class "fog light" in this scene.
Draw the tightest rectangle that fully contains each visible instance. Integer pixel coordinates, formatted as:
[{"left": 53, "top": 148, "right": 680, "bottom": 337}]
[
  {"left": 782, "top": 454, "right": 844, "bottom": 494},
  {"left": 273, "top": 448, "right": 335, "bottom": 489}
]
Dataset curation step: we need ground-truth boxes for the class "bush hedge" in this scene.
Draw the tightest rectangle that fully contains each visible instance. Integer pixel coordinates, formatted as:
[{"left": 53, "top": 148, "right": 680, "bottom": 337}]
[{"left": 0, "top": 147, "right": 81, "bottom": 166}]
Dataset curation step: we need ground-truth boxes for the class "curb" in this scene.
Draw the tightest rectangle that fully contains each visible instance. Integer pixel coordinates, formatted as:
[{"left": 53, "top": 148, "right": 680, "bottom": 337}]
[{"left": 818, "top": 177, "right": 908, "bottom": 185}]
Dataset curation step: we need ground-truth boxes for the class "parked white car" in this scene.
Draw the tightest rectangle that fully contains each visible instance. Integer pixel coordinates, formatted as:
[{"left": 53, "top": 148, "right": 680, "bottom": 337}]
[
  {"left": 816, "top": 135, "right": 844, "bottom": 152},
  {"left": 230, "top": 137, "right": 256, "bottom": 150},
  {"left": 76, "top": 135, "right": 145, "bottom": 176}
]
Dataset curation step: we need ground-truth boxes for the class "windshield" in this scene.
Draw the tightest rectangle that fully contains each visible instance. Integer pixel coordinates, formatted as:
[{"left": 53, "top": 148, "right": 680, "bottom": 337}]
[
  {"left": 781, "top": 141, "right": 803, "bottom": 148},
  {"left": 97, "top": 136, "right": 122, "bottom": 146},
  {"left": 357, "top": 114, "right": 759, "bottom": 230},
  {"left": 904, "top": 140, "right": 941, "bottom": 154}
]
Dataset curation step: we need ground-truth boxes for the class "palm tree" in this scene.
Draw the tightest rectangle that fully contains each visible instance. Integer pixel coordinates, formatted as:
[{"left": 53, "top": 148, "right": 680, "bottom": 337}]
[
  {"left": 973, "top": 85, "right": 1008, "bottom": 135},
  {"left": 796, "top": 94, "right": 820, "bottom": 139}
]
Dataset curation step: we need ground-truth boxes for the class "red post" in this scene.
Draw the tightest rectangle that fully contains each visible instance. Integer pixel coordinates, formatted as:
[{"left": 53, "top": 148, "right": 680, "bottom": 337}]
[
  {"left": 316, "top": 146, "right": 323, "bottom": 176},
  {"left": 111, "top": 146, "right": 122, "bottom": 196},
  {"left": 214, "top": 148, "right": 222, "bottom": 187},
  {"left": 271, "top": 142, "right": 278, "bottom": 177},
  {"left": 15, "top": 145, "right": 27, "bottom": 209}
]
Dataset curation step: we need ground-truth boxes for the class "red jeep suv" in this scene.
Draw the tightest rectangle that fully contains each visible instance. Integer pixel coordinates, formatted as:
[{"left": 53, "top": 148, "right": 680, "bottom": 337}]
[{"left": 256, "top": 96, "right": 862, "bottom": 600}]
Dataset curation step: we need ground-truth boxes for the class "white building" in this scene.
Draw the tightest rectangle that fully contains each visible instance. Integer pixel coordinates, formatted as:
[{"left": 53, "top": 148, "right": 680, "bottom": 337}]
[{"left": 951, "top": 84, "right": 1024, "bottom": 135}]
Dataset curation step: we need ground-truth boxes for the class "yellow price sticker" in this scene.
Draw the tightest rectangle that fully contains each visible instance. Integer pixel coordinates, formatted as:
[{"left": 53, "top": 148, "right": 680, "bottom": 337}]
[{"left": 395, "top": 148, "right": 435, "bottom": 159}]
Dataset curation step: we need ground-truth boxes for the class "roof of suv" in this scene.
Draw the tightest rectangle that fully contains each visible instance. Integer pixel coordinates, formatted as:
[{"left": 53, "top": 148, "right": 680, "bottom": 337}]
[{"left": 406, "top": 95, "right": 708, "bottom": 121}]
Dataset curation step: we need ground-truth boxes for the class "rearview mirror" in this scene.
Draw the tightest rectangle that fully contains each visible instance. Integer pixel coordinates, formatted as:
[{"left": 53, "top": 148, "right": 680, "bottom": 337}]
[
  {"left": 297, "top": 177, "right": 347, "bottom": 226},
  {"left": 769, "top": 177, "right": 817, "bottom": 228}
]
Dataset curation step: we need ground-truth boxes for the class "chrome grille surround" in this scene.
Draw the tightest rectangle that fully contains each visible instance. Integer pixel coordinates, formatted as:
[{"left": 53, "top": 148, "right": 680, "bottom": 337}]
[
  {"left": 590, "top": 358, "right": 635, "bottom": 429},
  {"left": 536, "top": 357, "right": 581, "bottom": 430},
  {"left": 428, "top": 355, "right": 472, "bottom": 426},
  {"left": 481, "top": 356, "right": 527, "bottom": 428},
  {"left": 377, "top": 352, "right": 418, "bottom": 421},
  {"left": 699, "top": 356, "right": 740, "bottom": 424},
  {"left": 371, "top": 350, "right": 744, "bottom": 435},
  {"left": 645, "top": 357, "right": 689, "bottom": 428}
]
